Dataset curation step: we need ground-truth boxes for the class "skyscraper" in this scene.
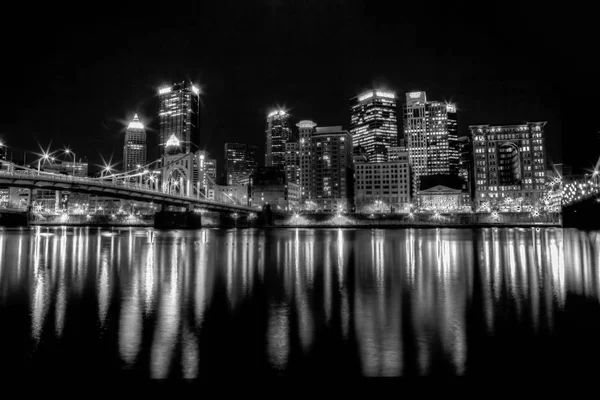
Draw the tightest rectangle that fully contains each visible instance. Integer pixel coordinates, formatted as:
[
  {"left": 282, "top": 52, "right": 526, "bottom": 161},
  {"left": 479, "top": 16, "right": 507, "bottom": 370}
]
[
  {"left": 123, "top": 114, "right": 147, "bottom": 172},
  {"left": 297, "top": 120, "right": 317, "bottom": 200},
  {"left": 158, "top": 81, "right": 200, "bottom": 157},
  {"left": 265, "top": 110, "right": 292, "bottom": 169},
  {"left": 311, "top": 126, "right": 353, "bottom": 212},
  {"left": 349, "top": 89, "right": 398, "bottom": 163},
  {"left": 224, "top": 142, "right": 258, "bottom": 185},
  {"left": 470, "top": 122, "right": 548, "bottom": 208},
  {"left": 403, "top": 91, "right": 459, "bottom": 195},
  {"left": 284, "top": 142, "right": 300, "bottom": 185}
]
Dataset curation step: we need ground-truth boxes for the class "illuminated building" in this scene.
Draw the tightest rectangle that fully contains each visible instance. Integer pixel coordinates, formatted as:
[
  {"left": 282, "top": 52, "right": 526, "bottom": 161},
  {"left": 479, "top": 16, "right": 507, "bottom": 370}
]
[
  {"left": 0, "top": 140, "right": 6, "bottom": 165},
  {"left": 457, "top": 136, "right": 474, "bottom": 200},
  {"left": 387, "top": 145, "right": 408, "bottom": 161},
  {"left": 265, "top": 110, "right": 292, "bottom": 169},
  {"left": 417, "top": 174, "right": 470, "bottom": 212},
  {"left": 214, "top": 184, "right": 250, "bottom": 205},
  {"left": 311, "top": 126, "right": 353, "bottom": 212},
  {"left": 349, "top": 89, "right": 398, "bottom": 163},
  {"left": 195, "top": 150, "right": 217, "bottom": 198},
  {"left": 123, "top": 114, "right": 147, "bottom": 173},
  {"left": 224, "top": 143, "right": 258, "bottom": 185},
  {"left": 158, "top": 81, "right": 200, "bottom": 157},
  {"left": 297, "top": 120, "right": 317, "bottom": 200},
  {"left": 403, "top": 91, "right": 459, "bottom": 196},
  {"left": 354, "top": 150, "right": 411, "bottom": 212},
  {"left": 284, "top": 141, "right": 300, "bottom": 185},
  {"left": 470, "top": 122, "right": 548, "bottom": 208}
]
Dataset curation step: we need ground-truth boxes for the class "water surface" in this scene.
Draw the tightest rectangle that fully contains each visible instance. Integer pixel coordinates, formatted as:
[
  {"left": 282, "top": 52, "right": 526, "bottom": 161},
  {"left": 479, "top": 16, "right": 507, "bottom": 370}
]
[{"left": 0, "top": 226, "right": 599, "bottom": 378}]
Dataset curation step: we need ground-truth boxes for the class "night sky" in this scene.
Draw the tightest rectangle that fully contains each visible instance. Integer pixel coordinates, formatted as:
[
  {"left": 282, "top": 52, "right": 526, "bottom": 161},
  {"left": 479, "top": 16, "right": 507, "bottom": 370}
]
[{"left": 1, "top": 1, "right": 597, "bottom": 176}]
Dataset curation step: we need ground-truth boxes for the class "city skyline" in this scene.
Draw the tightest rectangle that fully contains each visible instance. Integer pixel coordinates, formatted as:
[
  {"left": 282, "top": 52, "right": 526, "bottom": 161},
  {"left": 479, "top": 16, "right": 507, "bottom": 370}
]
[{"left": 1, "top": 2, "right": 587, "bottom": 175}]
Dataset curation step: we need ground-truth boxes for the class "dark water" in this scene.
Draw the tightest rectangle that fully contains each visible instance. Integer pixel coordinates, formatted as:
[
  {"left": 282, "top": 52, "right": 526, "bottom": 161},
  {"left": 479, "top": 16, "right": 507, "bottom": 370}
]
[{"left": 0, "top": 226, "right": 599, "bottom": 379}]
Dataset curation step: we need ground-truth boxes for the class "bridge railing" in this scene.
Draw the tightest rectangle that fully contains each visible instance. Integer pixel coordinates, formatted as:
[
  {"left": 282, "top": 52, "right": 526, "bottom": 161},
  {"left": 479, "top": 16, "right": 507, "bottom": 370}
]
[{"left": 0, "top": 169, "right": 250, "bottom": 210}]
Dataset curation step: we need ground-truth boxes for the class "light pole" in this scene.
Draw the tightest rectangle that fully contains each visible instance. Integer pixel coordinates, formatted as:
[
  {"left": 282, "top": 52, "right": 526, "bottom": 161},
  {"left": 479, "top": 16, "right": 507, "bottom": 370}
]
[
  {"left": 64, "top": 148, "right": 76, "bottom": 163},
  {"left": 37, "top": 153, "right": 51, "bottom": 173}
]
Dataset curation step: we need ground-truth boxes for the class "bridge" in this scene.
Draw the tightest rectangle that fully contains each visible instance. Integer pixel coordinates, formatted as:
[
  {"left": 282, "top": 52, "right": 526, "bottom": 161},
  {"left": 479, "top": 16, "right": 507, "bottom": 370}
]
[{"left": 0, "top": 156, "right": 255, "bottom": 226}]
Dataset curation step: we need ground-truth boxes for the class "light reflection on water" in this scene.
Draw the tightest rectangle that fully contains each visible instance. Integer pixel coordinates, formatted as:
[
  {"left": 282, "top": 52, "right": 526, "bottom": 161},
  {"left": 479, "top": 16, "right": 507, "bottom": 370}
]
[{"left": 0, "top": 227, "right": 599, "bottom": 377}]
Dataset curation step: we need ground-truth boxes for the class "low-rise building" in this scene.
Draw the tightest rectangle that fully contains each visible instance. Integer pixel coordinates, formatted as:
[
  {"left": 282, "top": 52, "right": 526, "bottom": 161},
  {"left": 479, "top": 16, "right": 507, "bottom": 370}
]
[
  {"left": 354, "top": 155, "right": 411, "bottom": 213},
  {"left": 417, "top": 174, "right": 471, "bottom": 212}
]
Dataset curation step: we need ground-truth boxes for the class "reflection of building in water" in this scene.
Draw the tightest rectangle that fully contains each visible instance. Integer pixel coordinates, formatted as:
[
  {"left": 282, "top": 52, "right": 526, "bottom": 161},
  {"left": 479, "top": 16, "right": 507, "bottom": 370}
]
[{"left": 1, "top": 226, "right": 599, "bottom": 377}]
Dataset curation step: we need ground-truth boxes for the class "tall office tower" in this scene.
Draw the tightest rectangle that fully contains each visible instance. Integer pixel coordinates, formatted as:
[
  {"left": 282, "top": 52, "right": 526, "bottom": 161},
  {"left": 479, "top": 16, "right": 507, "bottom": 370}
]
[
  {"left": 311, "top": 126, "right": 353, "bottom": 212},
  {"left": 224, "top": 143, "right": 258, "bottom": 185},
  {"left": 457, "top": 136, "right": 474, "bottom": 199},
  {"left": 123, "top": 114, "right": 147, "bottom": 173},
  {"left": 265, "top": 109, "right": 292, "bottom": 169},
  {"left": 403, "top": 91, "right": 459, "bottom": 195},
  {"left": 195, "top": 150, "right": 217, "bottom": 196},
  {"left": 284, "top": 142, "right": 300, "bottom": 184},
  {"left": 470, "top": 122, "right": 547, "bottom": 207},
  {"left": 158, "top": 81, "right": 200, "bottom": 157},
  {"left": 297, "top": 120, "right": 317, "bottom": 200},
  {"left": 349, "top": 89, "right": 398, "bottom": 163}
]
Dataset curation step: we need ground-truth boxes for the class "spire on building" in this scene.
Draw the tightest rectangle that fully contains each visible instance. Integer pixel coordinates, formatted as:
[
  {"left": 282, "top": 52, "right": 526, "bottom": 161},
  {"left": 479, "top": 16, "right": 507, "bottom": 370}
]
[{"left": 128, "top": 114, "right": 144, "bottom": 130}]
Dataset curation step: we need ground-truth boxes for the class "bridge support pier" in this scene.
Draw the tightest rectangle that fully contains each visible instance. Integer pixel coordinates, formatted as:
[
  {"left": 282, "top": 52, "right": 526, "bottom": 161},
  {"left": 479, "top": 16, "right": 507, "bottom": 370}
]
[{"left": 154, "top": 210, "right": 202, "bottom": 229}]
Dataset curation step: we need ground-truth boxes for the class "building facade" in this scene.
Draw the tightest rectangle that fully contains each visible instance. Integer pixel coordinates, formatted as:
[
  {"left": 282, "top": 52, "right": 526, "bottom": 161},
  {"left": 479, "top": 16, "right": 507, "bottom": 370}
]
[
  {"left": 470, "top": 122, "right": 548, "bottom": 208},
  {"left": 403, "top": 91, "right": 459, "bottom": 196},
  {"left": 224, "top": 142, "right": 258, "bottom": 185},
  {"left": 311, "top": 126, "right": 353, "bottom": 212},
  {"left": 349, "top": 89, "right": 398, "bottom": 163},
  {"left": 250, "top": 167, "right": 288, "bottom": 210},
  {"left": 158, "top": 81, "right": 200, "bottom": 157},
  {"left": 354, "top": 152, "right": 411, "bottom": 213},
  {"left": 417, "top": 174, "right": 471, "bottom": 212},
  {"left": 284, "top": 142, "right": 300, "bottom": 185},
  {"left": 265, "top": 110, "right": 292, "bottom": 169},
  {"left": 123, "top": 114, "right": 147, "bottom": 173},
  {"left": 457, "top": 136, "right": 474, "bottom": 200},
  {"left": 214, "top": 184, "right": 250, "bottom": 205},
  {"left": 297, "top": 120, "right": 317, "bottom": 200}
]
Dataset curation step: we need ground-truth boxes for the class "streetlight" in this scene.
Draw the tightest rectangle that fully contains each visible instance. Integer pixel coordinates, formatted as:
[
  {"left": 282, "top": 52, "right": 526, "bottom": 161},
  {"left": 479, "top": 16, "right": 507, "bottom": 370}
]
[
  {"left": 37, "top": 152, "right": 51, "bottom": 173},
  {"left": 63, "top": 148, "right": 76, "bottom": 163}
]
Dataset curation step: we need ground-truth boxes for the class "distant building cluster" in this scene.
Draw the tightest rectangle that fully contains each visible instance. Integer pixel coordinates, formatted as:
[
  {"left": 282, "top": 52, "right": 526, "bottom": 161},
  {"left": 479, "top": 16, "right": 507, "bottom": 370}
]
[{"left": 0, "top": 79, "right": 556, "bottom": 216}]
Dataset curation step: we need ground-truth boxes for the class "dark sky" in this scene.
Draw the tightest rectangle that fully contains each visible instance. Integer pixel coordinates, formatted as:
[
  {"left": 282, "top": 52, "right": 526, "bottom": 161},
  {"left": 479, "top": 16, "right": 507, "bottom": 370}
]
[{"left": 1, "top": 1, "right": 597, "bottom": 175}]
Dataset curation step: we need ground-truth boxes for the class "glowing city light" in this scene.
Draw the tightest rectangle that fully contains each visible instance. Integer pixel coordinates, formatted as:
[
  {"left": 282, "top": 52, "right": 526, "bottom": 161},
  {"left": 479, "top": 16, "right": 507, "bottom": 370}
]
[
  {"left": 409, "top": 92, "right": 422, "bottom": 98},
  {"left": 358, "top": 92, "right": 374, "bottom": 101},
  {"left": 446, "top": 103, "right": 456, "bottom": 113},
  {"left": 158, "top": 87, "right": 171, "bottom": 95},
  {"left": 166, "top": 134, "right": 180, "bottom": 147},
  {"left": 191, "top": 85, "right": 199, "bottom": 95},
  {"left": 128, "top": 114, "right": 144, "bottom": 129},
  {"left": 375, "top": 91, "right": 395, "bottom": 99}
]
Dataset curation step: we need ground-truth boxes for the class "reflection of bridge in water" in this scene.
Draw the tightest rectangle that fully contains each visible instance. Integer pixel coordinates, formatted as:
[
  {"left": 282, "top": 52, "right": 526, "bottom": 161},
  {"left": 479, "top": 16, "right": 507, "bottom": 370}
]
[{"left": 0, "top": 227, "right": 596, "bottom": 377}]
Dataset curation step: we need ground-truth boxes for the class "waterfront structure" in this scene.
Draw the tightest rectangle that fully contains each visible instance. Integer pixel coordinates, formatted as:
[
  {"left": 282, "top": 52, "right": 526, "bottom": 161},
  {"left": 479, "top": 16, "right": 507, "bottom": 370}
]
[
  {"left": 250, "top": 167, "right": 288, "bottom": 210},
  {"left": 470, "top": 122, "right": 548, "bottom": 208},
  {"left": 403, "top": 91, "right": 459, "bottom": 196},
  {"left": 311, "top": 126, "right": 353, "bottom": 213},
  {"left": 265, "top": 110, "right": 292, "bottom": 169},
  {"left": 458, "top": 136, "right": 474, "bottom": 199},
  {"left": 297, "top": 120, "right": 317, "bottom": 200},
  {"left": 354, "top": 150, "right": 411, "bottom": 213},
  {"left": 123, "top": 114, "right": 147, "bottom": 173},
  {"left": 349, "top": 89, "right": 398, "bottom": 163},
  {"left": 158, "top": 81, "right": 200, "bottom": 157},
  {"left": 284, "top": 142, "right": 300, "bottom": 185},
  {"left": 224, "top": 143, "right": 258, "bottom": 185},
  {"left": 417, "top": 174, "right": 470, "bottom": 212}
]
